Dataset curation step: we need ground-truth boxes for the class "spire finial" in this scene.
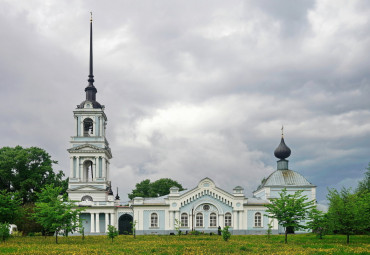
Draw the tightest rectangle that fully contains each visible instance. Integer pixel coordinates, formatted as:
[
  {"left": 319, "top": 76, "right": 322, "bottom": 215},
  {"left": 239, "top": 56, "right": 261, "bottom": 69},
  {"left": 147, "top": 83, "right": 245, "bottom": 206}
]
[
  {"left": 84, "top": 13, "right": 97, "bottom": 102},
  {"left": 281, "top": 125, "right": 284, "bottom": 138},
  {"left": 115, "top": 187, "right": 120, "bottom": 200}
]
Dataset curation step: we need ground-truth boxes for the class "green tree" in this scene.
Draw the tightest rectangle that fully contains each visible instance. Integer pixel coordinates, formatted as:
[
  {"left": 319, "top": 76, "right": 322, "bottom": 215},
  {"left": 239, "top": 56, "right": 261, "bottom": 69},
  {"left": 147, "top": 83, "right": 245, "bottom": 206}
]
[
  {"left": 128, "top": 178, "right": 184, "bottom": 200},
  {"left": 356, "top": 163, "right": 370, "bottom": 194},
  {"left": 265, "top": 188, "right": 315, "bottom": 244},
  {"left": 14, "top": 203, "right": 43, "bottom": 236},
  {"left": 0, "top": 190, "right": 22, "bottom": 224},
  {"left": 107, "top": 225, "right": 118, "bottom": 242},
  {"left": 0, "top": 146, "right": 67, "bottom": 204},
  {"left": 32, "top": 184, "right": 83, "bottom": 244},
  {"left": 307, "top": 208, "right": 328, "bottom": 239},
  {"left": 326, "top": 187, "right": 370, "bottom": 244}
]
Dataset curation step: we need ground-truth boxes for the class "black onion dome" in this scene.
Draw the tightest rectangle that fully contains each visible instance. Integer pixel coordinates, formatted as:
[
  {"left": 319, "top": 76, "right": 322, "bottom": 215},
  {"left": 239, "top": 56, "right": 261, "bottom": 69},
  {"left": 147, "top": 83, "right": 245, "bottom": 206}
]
[{"left": 274, "top": 137, "right": 291, "bottom": 160}]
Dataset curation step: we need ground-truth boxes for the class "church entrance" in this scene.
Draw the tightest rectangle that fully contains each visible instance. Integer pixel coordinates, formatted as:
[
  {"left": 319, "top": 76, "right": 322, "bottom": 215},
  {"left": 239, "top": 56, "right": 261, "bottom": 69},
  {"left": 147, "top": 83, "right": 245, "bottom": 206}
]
[{"left": 118, "top": 214, "right": 133, "bottom": 235}]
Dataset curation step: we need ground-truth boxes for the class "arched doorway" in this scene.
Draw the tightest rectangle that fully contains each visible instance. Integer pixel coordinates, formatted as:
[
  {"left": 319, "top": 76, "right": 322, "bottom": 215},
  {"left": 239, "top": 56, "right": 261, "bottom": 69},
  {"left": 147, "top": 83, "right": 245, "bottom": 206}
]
[{"left": 119, "top": 214, "right": 133, "bottom": 235}]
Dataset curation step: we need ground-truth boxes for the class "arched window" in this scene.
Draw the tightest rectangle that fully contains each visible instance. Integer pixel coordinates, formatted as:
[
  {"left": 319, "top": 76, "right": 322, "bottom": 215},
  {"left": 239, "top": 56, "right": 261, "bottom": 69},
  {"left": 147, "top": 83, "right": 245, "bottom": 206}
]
[
  {"left": 151, "top": 213, "right": 158, "bottom": 228},
  {"left": 255, "top": 212, "right": 262, "bottom": 227},
  {"left": 83, "top": 160, "right": 93, "bottom": 182},
  {"left": 81, "top": 195, "right": 93, "bottom": 201},
  {"left": 225, "top": 213, "right": 232, "bottom": 227},
  {"left": 181, "top": 213, "right": 188, "bottom": 227},
  {"left": 196, "top": 213, "right": 203, "bottom": 227},
  {"left": 210, "top": 213, "right": 217, "bottom": 227},
  {"left": 83, "top": 118, "right": 94, "bottom": 136}
]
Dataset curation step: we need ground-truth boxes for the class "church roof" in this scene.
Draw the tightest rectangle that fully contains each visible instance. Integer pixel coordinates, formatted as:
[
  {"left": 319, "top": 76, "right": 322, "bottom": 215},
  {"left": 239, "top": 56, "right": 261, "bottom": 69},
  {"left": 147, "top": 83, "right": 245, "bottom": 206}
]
[{"left": 257, "top": 169, "right": 315, "bottom": 191}]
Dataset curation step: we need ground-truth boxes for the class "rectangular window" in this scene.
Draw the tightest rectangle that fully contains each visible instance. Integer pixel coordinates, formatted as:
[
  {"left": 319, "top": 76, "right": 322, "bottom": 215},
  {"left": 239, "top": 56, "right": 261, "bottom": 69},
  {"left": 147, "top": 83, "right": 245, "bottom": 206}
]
[
  {"left": 196, "top": 213, "right": 203, "bottom": 227},
  {"left": 210, "top": 213, "right": 217, "bottom": 227},
  {"left": 151, "top": 213, "right": 158, "bottom": 227},
  {"left": 181, "top": 214, "right": 188, "bottom": 227}
]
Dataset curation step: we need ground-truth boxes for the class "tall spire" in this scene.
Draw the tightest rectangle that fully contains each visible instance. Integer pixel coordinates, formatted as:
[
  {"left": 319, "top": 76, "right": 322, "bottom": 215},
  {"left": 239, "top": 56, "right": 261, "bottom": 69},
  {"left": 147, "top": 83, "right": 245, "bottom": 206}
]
[{"left": 85, "top": 12, "right": 97, "bottom": 102}]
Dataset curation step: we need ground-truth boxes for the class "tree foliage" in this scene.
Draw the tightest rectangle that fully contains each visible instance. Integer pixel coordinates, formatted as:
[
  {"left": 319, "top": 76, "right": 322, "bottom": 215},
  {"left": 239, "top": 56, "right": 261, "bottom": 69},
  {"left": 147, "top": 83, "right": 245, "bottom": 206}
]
[
  {"left": 0, "top": 223, "right": 10, "bottom": 242},
  {"left": 14, "top": 203, "right": 43, "bottom": 236},
  {"left": 356, "top": 163, "right": 370, "bottom": 194},
  {"left": 32, "top": 184, "right": 83, "bottom": 243},
  {"left": 221, "top": 226, "right": 231, "bottom": 241},
  {"left": 128, "top": 178, "right": 184, "bottom": 200},
  {"left": 326, "top": 187, "right": 370, "bottom": 244},
  {"left": 0, "top": 146, "right": 67, "bottom": 204},
  {"left": 265, "top": 188, "right": 314, "bottom": 244},
  {"left": 0, "top": 190, "right": 22, "bottom": 224},
  {"left": 307, "top": 208, "right": 328, "bottom": 239},
  {"left": 107, "top": 225, "right": 118, "bottom": 242}
]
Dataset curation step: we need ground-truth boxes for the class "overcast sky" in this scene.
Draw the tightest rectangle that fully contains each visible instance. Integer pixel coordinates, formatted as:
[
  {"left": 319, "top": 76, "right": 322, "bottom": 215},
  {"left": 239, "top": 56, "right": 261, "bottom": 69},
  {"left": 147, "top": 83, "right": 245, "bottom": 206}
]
[{"left": 0, "top": 0, "right": 369, "bottom": 204}]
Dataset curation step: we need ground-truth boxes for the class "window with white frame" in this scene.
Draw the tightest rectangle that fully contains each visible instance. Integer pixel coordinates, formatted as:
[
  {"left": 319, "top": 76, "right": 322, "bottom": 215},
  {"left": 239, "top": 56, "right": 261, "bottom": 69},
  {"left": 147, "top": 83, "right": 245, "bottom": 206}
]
[
  {"left": 196, "top": 213, "right": 203, "bottom": 227},
  {"left": 151, "top": 213, "right": 158, "bottom": 228},
  {"left": 210, "top": 213, "right": 217, "bottom": 227},
  {"left": 181, "top": 213, "right": 188, "bottom": 227},
  {"left": 254, "top": 212, "right": 262, "bottom": 227},
  {"left": 225, "top": 213, "right": 232, "bottom": 227}
]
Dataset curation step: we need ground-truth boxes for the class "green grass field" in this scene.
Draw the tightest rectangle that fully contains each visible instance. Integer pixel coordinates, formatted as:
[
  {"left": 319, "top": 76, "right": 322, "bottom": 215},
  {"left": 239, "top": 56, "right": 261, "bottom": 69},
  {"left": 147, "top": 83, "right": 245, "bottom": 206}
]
[{"left": 0, "top": 234, "right": 369, "bottom": 254}]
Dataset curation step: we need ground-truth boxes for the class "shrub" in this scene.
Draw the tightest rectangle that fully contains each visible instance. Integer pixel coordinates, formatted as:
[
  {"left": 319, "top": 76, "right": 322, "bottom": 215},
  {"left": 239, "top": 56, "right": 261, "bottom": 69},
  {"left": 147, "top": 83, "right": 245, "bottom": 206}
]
[
  {"left": 107, "top": 225, "right": 118, "bottom": 243},
  {"left": 221, "top": 226, "right": 231, "bottom": 241},
  {"left": 0, "top": 223, "right": 10, "bottom": 242}
]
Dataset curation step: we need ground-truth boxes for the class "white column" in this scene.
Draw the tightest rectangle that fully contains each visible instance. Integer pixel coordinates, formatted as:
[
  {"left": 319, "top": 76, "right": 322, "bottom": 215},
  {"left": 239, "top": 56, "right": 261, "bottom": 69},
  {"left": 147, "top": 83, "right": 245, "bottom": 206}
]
[
  {"left": 189, "top": 211, "right": 193, "bottom": 230},
  {"left": 111, "top": 213, "right": 115, "bottom": 228},
  {"left": 169, "top": 211, "right": 174, "bottom": 230},
  {"left": 135, "top": 211, "right": 141, "bottom": 230},
  {"left": 175, "top": 211, "right": 179, "bottom": 225},
  {"left": 107, "top": 162, "right": 110, "bottom": 180},
  {"left": 96, "top": 213, "right": 100, "bottom": 233},
  {"left": 218, "top": 214, "right": 224, "bottom": 228},
  {"left": 76, "top": 157, "right": 80, "bottom": 179},
  {"left": 90, "top": 213, "right": 95, "bottom": 233},
  {"left": 93, "top": 157, "right": 97, "bottom": 181},
  {"left": 105, "top": 213, "right": 109, "bottom": 232},
  {"left": 238, "top": 211, "right": 243, "bottom": 230},
  {"left": 80, "top": 118, "right": 84, "bottom": 137},
  {"left": 233, "top": 211, "right": 238, "bottom": 230},
  {"left": 102, "top": 158, "right": 106, "bottom": 178},
  {"left": 70, "top": 157, "right": 74, "bottom": 178},
  {"left": 100, "top": 117, "right": 103, "bottom": 137}
]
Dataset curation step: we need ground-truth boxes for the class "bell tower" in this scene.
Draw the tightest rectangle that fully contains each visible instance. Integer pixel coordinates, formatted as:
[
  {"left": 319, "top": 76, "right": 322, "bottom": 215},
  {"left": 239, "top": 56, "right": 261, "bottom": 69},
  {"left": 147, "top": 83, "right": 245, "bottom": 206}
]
[{"left": 67, "top": 15, "right": 113, "bottom": 202}]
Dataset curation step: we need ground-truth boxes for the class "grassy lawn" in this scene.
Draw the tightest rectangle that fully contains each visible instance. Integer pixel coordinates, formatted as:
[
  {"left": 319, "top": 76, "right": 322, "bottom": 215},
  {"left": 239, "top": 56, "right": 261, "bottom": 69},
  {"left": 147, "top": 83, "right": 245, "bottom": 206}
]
[{"left": 0, "top": 234, "right": 369, "bottom": 254}]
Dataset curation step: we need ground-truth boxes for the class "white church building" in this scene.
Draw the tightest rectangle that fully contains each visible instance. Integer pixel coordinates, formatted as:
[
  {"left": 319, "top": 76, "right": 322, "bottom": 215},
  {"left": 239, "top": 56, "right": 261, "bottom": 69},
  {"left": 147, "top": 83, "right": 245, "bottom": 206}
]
[{"left": 67, "top": 18, "right": 316, "bottom": 235}]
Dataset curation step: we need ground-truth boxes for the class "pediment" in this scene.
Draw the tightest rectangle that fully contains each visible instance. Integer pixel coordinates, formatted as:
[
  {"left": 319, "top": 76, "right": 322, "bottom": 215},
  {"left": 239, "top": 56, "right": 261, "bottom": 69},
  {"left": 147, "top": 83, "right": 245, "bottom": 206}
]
[
  {"left": 197, "top": 177, "right": 216, "bottom": 188},
  {"left": 68, "top": 144, "right": 103, "bottom": 152}
]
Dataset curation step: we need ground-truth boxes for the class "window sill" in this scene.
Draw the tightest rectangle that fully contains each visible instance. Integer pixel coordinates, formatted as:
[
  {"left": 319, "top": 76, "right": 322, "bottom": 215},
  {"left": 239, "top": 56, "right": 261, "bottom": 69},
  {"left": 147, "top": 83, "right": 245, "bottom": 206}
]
[{"left": 149, "top": 227, "right": 159, "bottom": 229}]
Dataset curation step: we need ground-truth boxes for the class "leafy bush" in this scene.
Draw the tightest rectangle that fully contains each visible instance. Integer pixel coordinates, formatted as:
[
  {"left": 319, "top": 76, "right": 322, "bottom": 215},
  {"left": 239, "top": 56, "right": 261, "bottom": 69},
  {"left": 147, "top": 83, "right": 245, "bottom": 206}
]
[
  {"left": 0, "top": 223, "right": 10, "bottom": 242},
  {"left": 107, "top": 225, "right": 118, "bottom": 242},
  {"left": 221, "top": 226, "right": 231, "bottom": 241}
]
